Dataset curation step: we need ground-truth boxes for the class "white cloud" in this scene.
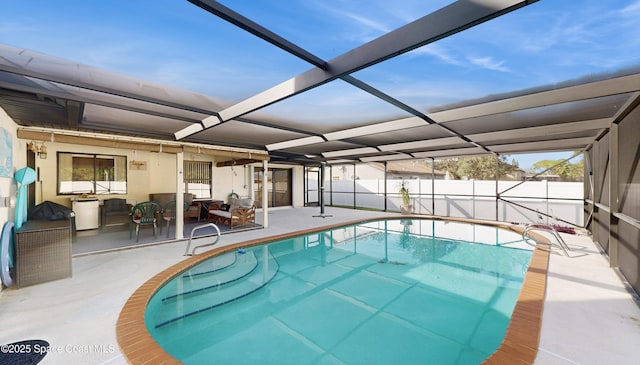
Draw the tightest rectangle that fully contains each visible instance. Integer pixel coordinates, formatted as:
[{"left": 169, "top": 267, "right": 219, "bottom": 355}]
[
  {"left": 409, "top": 44, "right": 464, "bottom": 66},
  {"left": 467, "top": 56, "right": 510, "bottom": 72},
  {"left": 619, "top": 0, "right": 640, "bottom": 16},
  {"left": 307, "top": 0, "right": 393, "bottom": 43},
  {"left": 338, "top": 11, "right": 390, "bottom": 34},
  {"left": 408, "top": 45, "right": 509, "bottom": 73}
]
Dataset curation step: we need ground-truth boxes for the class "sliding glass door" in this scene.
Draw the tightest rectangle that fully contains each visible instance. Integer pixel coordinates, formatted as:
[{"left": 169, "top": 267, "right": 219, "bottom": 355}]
[{"left": 254, "top": 168, "right": 292, "bottom": 208}]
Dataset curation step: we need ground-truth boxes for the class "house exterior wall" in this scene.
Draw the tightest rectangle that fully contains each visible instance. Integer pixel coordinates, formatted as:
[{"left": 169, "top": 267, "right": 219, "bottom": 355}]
[
  {"left": 213, "top": 164, "right": 251, "bottom": 203},
  {"left": 147, "top": 152, "right": 178, "bottom": 198},
  {"left": 0, "top": 107, "right": 24, "bottom": 225},
  {"left": 1, "top": 107, "right": 24, "bottom": 293},
  {"left": 26, "top": 142, "right": 182, "bottom": 208},
  {"left": 250, "top": 163, "right": 304, "bottom": 208},
  {"left": 291, "top": 164, "right": 305, "bottom": 207},
  {"left": 11, "top": 139, "right": 271, "bottom": 209},
  {"left": 0, "top": 108, "right": 270, "bottom": 225}
]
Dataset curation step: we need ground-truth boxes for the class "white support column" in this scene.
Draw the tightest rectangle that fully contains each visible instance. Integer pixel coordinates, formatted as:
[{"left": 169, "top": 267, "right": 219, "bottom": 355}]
[
  {"left": 248, "top": 165, "right": 255, "bottom": 202},
  {"left": 175, "top": 152, "right": 185, "bottom": 239},
  {"left": 262, "top": 160, "right": 268, "bottom": 228}
]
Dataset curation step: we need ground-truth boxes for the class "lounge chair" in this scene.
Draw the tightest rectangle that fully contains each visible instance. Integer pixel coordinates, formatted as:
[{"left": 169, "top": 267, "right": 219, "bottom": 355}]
[{"left": 208, "top": 197, "right": 255, "bottom": 229}]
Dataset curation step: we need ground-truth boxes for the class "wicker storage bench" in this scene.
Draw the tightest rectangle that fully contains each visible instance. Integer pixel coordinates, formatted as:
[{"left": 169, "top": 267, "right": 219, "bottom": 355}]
[{"left": 15, "top": 220, "right": 72, "bottom": 288}]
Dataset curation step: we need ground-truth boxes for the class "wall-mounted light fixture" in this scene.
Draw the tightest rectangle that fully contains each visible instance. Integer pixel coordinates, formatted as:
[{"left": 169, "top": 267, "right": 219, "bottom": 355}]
[{"left": 27, "top": 141, "right": 47, "bottom": 159}]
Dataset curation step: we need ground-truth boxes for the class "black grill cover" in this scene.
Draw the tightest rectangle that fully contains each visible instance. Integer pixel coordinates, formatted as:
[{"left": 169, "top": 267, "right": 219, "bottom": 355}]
[{"left": 28, "top": 201, "right": 73, "bottom": 221}]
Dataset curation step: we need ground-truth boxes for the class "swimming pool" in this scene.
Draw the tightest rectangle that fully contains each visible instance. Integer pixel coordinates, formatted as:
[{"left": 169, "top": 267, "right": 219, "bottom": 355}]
[{"left": 140, "top": 218, "right": 534, "bottom": 364}]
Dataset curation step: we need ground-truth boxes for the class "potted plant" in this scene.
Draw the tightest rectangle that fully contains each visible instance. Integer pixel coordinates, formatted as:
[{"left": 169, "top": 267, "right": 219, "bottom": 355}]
[{"left": 399, "top": 180, "right": 412, "bottom": 214}]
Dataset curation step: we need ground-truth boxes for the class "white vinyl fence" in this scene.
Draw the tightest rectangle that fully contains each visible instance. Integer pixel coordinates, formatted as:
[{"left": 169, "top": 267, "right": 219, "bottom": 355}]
[{"left": 323, "top": 179, "right": 584, "bottom": 226}]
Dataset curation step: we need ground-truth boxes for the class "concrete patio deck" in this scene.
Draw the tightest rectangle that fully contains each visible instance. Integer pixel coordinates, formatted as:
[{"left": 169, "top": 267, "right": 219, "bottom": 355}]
[{"left": 0, "top": 207, "right": 638, "bottom": 364}]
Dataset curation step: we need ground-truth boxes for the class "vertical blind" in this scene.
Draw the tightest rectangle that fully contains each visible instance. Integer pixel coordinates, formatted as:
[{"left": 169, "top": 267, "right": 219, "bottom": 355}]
[
  {"left": 184, "top": 160, "right": 212, "bottom": 199},
  {"left": 184, "top": 161, "right": 211, "bottom": 184}
]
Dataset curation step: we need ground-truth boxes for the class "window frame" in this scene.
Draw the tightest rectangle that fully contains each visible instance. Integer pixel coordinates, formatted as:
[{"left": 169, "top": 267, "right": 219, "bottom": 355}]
[
  {"left": 183, "top": 160, "right": 212, "bottom": 199},
  {"left": 57, "top": 152, "right": 128, "bottom": 195}
]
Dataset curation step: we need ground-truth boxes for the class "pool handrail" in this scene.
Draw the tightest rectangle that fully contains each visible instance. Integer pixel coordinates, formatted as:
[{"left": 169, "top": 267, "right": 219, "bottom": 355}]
[
  {"left": 184, "top": 222, "right": 221, "bottom": 256},
  {"left": 522, "top": 223, "right": 571, "bottom": 257}
]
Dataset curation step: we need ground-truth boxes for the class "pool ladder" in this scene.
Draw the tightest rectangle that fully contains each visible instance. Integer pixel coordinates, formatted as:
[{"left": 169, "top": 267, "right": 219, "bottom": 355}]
[
  {"left": 184, "top": 222, "right": 221, "bottom": 256},
  {"left": 522, "top": 223, "right": 571, "bottom": 257}
]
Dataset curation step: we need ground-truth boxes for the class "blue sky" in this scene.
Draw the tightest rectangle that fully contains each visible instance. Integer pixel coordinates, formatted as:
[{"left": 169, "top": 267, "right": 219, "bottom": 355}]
[
  {"left": 2, "top": 0, "right": 639, "bottom": 169},
  {"left": 511, "top": 151, "right": 582, "bottom": 172}
]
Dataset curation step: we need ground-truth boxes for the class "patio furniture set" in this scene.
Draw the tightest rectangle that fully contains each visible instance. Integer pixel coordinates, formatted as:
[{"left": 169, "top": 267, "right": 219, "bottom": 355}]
[
  {"left": 207, "top": 196, "right": 256, "bottom": 230},
  {"left": 100, "top": 194, "right": 256, "bottom": 242}
]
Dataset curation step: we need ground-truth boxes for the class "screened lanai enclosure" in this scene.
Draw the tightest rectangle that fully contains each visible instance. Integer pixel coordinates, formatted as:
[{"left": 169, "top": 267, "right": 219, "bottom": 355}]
[
  {"left": 1, "top": 1, "right": 639, "bottom": 295},
  {"left": 305, "top": 156, "right": 585, "bottom": 227},
  {"left": 586, "top": 118, "right": 640, "bottom": 296}
]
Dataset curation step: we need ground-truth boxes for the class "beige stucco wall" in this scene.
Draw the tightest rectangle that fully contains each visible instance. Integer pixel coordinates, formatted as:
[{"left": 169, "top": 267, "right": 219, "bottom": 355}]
[
  {"left": 28, "top": 142, "right": 186, "bottom": 209},
  {"left": 1, "top": 128, "right": 228, "bottom": 212},
  {"left": 213, "top": 164, "right": 251, "bottom": 203},
  {"left": 14, "top": 137, "right": 267, "bottom": 209},
  {"left": 1, "top": 125, "right": 270, "bottom": 212},
  {"left": 212, "top": 163, "right": 303, "bottom": 207},
  {"left": 255, "top": 163, "right": 303, "bottom": 208},
  {"left": 1, "top": 105, "right": 304, "bottom": 226}
]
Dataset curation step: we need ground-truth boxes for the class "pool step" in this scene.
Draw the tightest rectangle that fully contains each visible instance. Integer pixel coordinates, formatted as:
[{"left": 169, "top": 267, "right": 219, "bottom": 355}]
[
  {"left": 181, "top": 250, "right": 238, "bottom": 278},
  {"left": 151, "top": 249, "right": 279, "bottom": 328},
  {"left": 164, "top": 251, "right": 259, "bottom": 300}
]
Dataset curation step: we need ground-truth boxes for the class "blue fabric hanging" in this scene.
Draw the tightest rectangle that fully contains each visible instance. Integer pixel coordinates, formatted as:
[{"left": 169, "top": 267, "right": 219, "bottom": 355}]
[{"left": 13, "top": 167, "right": 36, "bottom": 229}]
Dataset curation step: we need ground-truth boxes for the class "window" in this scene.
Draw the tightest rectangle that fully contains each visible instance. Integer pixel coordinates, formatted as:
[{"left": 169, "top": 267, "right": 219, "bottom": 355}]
[
  {"left": 184, "top": 160, "right": 212, "bottom": 199},
  {"left": 58, "top": 153, "right": 127, "bottom": 194}
]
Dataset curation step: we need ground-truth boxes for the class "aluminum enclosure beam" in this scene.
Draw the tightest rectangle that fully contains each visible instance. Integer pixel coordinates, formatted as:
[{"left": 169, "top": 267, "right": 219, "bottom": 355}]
[
  {"left": 183, "top": 0, "right": 503, "bottom": 154},
  {"left": 340, "top": 75, "right": 492, "bottom": 152},
  {"left": 0, "top": 44, "right": 220, "bottom": 116},
  {"left": 468, "top": 118, "right": 613, "bottom": 143},
  {"left": 428, "top": 73, "right": 640, "bottom": 123},
  {"left": 188, "top": 0, "right": 327, "bottom": 70},
  {"left": 180, "top": 0, "right": 537, "bottom": 138},
  {"left": 0, "top": 74, "right": 205, "bottom": 124}
]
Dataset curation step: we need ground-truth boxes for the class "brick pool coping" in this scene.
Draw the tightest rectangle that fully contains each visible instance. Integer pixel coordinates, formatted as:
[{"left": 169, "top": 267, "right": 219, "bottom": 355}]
[{"left": 116, "top": 215, "right": 550, "bottom": 364}]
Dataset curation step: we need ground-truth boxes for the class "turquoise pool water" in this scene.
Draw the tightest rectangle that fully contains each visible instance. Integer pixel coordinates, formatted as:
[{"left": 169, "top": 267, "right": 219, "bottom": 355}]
[{"left": 145, "top": 219, "right": 532, "bottom": 364}]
